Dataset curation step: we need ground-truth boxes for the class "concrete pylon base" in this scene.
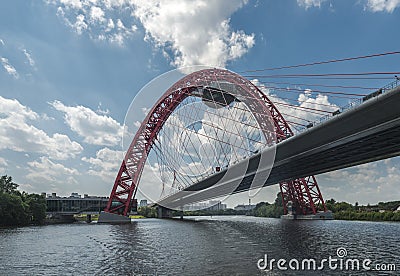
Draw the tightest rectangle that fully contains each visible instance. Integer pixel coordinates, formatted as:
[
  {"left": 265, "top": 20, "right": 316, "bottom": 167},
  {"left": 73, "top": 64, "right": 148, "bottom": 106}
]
[
  {"left": 281, "top": 211, "right": 334, "bottom": 220},
  {"left": 98, "top": 211, "right": 131, "bottom": 223},
  {"left": 157, "top": 205, "right": 174, "bottom": 218}
]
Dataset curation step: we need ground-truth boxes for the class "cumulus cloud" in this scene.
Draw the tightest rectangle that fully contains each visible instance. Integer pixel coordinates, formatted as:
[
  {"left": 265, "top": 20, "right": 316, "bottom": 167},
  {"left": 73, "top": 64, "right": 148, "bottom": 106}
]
[
  {"left": 0, "top": 96, "right": 83, "bottom": 159},
  {"left": 82, "top": 147, "right": 124, "bottom": 182},
  {"left": 297, "top": 0, "right": 326, "bottom": 9},
  {"left": 131, "top": 0, "right": 255, "bottom": 68},
  {"left": 50, "top": 100, "right": 123, "bottom": 146},
  {"left": 47, "top": 0, "right": 254, "bottom": 67},
  {"left": 0, "top": 57, "right": 19, "bottom": 79},
  {"left": 26, "top": 156, "right": 79, "bottom": 184},
  {"left": 89, "top": 6, "right": 105, "bottom": 23},
  {"left": 365, "top": 0, "right": 400, "bottom": 12}
]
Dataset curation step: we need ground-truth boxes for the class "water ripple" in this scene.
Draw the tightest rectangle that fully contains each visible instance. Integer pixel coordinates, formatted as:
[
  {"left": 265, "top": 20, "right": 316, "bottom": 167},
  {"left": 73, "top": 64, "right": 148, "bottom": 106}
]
[{"left": 0, "top": 217, "right": 399, "bottom": 275}]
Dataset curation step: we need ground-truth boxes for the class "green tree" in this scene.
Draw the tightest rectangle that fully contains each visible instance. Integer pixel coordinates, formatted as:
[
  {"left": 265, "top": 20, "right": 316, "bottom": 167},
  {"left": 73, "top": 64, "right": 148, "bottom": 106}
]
[
  {"left": 0, "top": 175, "right": 47, "bottom": 226},
  {"left": 0, "top": 175, "right": 18, "bottom": 194},
  {"left": 274, "top": 192, "right": 283, "bottom": 207},
  {"left": 251, "top": 193, "right": 284, "bottom": 218},
  {"left": 325, "top": 198, "right": 337, "bottom": 212},
  {"left": 138, "top": 206, "right": 157, "bottom": 218},
  {"left": 335, "top": 202, "right": 354, "bottom": 212},
  {"left": 25, "top": 193, "right": 46, "bottom": 224},
  {"left": 0, "top": 193, "right": 29, "bottom": 226},
  {"left": 391, "top": 212, "right": 400, "bottom": 221}
]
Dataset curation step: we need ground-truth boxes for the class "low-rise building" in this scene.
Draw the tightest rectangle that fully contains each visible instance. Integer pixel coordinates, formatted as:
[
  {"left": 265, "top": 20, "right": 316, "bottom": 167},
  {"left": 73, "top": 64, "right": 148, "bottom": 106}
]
[
  {"left": 139, "top": 199, "right": 148, "bottom": 207},
  {"left": 45, "top": 192, "right": 138, "bottom": 214}
]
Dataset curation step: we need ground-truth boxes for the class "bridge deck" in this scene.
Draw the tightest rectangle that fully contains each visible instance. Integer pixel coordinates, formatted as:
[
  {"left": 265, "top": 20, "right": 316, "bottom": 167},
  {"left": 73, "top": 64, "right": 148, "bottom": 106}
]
[{"left": 157, "top": 86, "right": 400, "bottom": 208}]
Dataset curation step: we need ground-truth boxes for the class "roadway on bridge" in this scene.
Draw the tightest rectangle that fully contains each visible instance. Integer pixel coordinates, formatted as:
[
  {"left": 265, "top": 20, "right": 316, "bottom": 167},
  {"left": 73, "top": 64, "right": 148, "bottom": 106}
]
[{"left": 158, "top": 85, "right": 400, "bottom": 209}]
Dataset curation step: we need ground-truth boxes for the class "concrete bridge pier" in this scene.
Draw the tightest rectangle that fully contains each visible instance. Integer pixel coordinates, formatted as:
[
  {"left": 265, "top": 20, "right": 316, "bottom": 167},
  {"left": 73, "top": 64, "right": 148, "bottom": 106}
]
[
  {"left": 280, "top": 201, "right": 333, "bottom": 220},
  {"left": 98, "top": 211, "right": 131, "bottom": 223},
  {"left": 157, "top": 205, "right": 174, "bottom": 218}
]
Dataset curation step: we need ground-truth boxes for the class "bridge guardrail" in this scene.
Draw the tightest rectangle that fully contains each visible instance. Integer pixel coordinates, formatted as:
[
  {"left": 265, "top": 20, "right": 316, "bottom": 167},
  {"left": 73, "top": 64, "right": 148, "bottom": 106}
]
[{"left": 296, "top": 78, "right": 400, "bottom": 133}]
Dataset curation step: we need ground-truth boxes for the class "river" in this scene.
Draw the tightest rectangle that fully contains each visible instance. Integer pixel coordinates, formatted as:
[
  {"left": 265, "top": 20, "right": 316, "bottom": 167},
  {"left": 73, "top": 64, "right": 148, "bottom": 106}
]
[{"left": 0, "top": 216, "right": 398, "bottom": 275}]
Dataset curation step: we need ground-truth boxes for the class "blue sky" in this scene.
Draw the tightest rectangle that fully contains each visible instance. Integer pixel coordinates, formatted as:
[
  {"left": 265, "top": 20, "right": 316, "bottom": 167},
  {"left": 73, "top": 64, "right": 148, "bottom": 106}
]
[{"left": 0, "top": 0, "right": 399, "bottom": 206}]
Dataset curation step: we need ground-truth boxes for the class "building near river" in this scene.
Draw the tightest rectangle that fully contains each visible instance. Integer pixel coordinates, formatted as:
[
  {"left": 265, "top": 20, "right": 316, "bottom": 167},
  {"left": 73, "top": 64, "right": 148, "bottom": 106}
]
[{"left": 45, "top": 192, "right": 137, "bottom": 214}]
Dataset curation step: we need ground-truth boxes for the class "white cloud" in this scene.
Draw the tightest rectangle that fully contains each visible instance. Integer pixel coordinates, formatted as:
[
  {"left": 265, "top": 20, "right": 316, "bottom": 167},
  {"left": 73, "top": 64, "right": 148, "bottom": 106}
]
[
  {"left": 320, "top": 158, "right": 400, "bottom": 204},
  {"left": 47, "top": 0, "right": 254, "bottom": 66},
  {"left": 55, "top": 0, "right": 84, "bottom": 10},
  {"left": 0, "top": 96, "right": 83, "bottom": 160},
  {"left": 297, "top": 0, "right": 400, "bottom": 12},
  {"left": 251, "top": 79, "right": 339, "bottom": 131},
  {"left": 0, "top": 57, "right": 19, "bottom": 79},
  {"left": 82, "top": 147, "right": 124, "bottom": 182},
  {"left": 50, "top": 1, "right": 138, "bottom": 45},
  {"left": 365, "top": 0, "right": 400, "bottom": 12},
  {"left": 131, "top": 0, "right": 254, "bottom": 68},
  {"left": 74, "top": 13, "right": 89, "bottom": 35},
  {"left": 297, "top": 0, "right": 326, "bottom": 9},
  {"left": 90, "top": 6, "right": 105, "bottom": 22},
  {"left": 96, "top": 102, "right": 110, "bottom": 115},
  {"left": 105, "top": 18, "right": 114, "bottom": 32},
  {"left": 26, "top": 156, "right": 79, "bottom": 184},
  {"left": 22, "top": 48, "right": 36, "bottom": 68},
  {"left": 0, "top": 38, "right": 4, "bottom": 46},
  {"left": 50, "top": 100, "right": 123, "bottom": 146}
]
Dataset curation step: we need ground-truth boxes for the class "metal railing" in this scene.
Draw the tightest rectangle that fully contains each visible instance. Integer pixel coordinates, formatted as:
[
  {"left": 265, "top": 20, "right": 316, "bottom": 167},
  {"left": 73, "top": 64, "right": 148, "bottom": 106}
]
[{"left": 296, "top": 78, "right": 400, "bottom": 133}]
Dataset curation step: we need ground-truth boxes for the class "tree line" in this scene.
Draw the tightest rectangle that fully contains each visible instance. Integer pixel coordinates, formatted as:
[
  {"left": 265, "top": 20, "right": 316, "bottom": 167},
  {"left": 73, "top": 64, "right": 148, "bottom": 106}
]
[
  {"left": 251, "top": 194, "right": 400, "bottom": 221},
  {"left": 325, "top": 198, "right": 400, "bottom": 221},
  {"left": 0, "top": 175, "right": 46, "bottom": 226}
]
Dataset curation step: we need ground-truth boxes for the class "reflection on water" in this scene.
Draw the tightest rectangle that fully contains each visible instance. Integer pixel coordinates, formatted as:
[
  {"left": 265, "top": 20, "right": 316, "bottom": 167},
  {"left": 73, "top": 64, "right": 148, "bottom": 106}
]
[{"left": 0, "top": 216, "right": 398, "bottom": 275}]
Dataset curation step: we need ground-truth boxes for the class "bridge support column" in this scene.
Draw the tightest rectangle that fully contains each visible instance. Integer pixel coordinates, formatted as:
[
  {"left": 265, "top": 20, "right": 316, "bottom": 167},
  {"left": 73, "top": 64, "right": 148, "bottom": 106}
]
[
  {"left": 280, "top": 176, "right": 332, "bottom": 220},
  {"left": 98, "top": 211, "right": 131, "bottom": 223},
  {"left": 157, "top": 205, "right": 174, "bottom": 219}
]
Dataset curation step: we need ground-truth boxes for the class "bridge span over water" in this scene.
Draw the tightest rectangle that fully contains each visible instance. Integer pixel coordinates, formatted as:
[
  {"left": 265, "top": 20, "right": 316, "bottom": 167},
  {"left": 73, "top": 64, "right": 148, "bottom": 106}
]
[
  {"left": 159, "top": 84, "right": 400, "bottom": 209},
  {"left": 98, "top": 69, "right": 399, "bottom": 223}
]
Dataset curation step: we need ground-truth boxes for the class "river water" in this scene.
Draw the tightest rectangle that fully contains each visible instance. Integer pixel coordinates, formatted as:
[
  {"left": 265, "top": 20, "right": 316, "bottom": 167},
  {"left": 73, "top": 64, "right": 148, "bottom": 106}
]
[{"left": 0, "top": 216, "right": 398, "bottom": 275}]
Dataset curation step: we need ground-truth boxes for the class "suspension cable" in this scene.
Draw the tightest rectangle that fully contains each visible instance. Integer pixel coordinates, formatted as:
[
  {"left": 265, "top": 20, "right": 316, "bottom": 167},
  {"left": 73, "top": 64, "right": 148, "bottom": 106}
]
[
  {"left": 261, "top": 81, "right": 379, "bottom": 90},
  {"left": 274, "top": 102, "right": 332, "bottom": 114},
  {"left": 241, "top": 50, "right": 400, "bottom": 73},
  {"left": 258, "top": 84, "right": 365, "bottom": 96},
  {"left": 245, "top": 72, "right": 400, "bottom": 79}
]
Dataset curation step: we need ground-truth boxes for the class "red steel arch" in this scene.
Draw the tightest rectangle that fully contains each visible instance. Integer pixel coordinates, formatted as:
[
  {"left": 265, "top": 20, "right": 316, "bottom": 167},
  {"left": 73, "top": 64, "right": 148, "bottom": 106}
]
[{"left": 104, "top": 68, "right": 326, "bottom": 216}]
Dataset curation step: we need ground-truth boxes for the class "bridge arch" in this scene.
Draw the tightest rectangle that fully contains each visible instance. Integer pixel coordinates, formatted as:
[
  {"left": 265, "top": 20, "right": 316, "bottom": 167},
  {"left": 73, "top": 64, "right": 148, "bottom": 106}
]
[{"left": 103, "top": 68, "right": 326, "bottom": 217}]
